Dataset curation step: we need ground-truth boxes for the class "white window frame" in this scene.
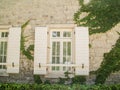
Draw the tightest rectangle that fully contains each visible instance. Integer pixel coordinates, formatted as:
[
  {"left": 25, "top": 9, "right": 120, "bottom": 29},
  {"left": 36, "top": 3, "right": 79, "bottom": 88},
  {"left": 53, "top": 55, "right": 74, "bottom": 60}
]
[
  {"left": 49, "top": 29, "right": 73, "bottom": 72},
  {"left": 0, "top": 28, "right": 9, "bottom": 76}
]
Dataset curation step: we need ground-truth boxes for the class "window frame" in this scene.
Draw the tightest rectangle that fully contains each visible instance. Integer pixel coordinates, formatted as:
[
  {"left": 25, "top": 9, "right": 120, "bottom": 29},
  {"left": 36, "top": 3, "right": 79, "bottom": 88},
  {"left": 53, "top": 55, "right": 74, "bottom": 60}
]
[
  {"left": 0, "top": 25, "right": 10, "bottom": 76},
  {"left": 49, "top": 28, "right": 73, "bottom": 72}
]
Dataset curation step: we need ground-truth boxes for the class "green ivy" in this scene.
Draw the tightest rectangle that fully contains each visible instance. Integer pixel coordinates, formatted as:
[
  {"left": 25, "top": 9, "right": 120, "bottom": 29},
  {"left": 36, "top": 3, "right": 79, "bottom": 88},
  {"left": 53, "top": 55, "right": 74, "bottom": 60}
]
[
  {"left": 74, "top": 0, "right": 120, "bottom": 35},
  {"left": 75, "top": 0, "right": 120, "bottom": 84},
  {"left": 0, "top": 83, "right": 120, "bottom": 90},
  {"left": 95, "top": 36, "right": 120, "bottom": 84},
  {"left": 21, "top": 20, "right": 34, "bottom": 60}
]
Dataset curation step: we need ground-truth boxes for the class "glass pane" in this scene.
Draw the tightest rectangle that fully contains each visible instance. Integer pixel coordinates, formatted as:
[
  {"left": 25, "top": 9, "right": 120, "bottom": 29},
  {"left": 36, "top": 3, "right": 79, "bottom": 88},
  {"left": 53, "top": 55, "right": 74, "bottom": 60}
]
[
  {"left": 63, "top": 57, "right": 66, "bottom": 64},
  {"left": 0, "top": 65, "right": 2, "bottom": 69},
  {"left": 63, "top": 42, "right": 66, "bottom": 55},
  {"left": 63, "top": 67, "right": 66, "bottom": 71},
  {"left": 67, "top": 32, "right": 71, "bottom": 37},
  {"left": 52, "top": 66, "right": 55, "bottom": 70},
  {"left": 57, "top": 42, "right": 60, "bottom": 55},
  {"left": 63, "top": 32, "right": 66, "bottom": 37},
  {"left": 1, "top": 32, "right": 4, "bottom": 37},
  {"left": 4, "top": 42, "right": 7, "bottom": 55},
  {"left": 5, "top": 32, "right": 8, "bottom": 37},
  {"left": 52, "top": 32, "right": 57, "bottom": 37},
  {"left": 68, "top": 42, "right": 71, "bottom": 55},
  {"left": 52, "top": 42, "right": 56, "bottom": 55},
  {"left": 56, "top": 57, "right": 60, "bottom": 64},
  {"left": 57, "top": 32, "right": 60, "bottom": 37},
  {"left": 66, "top": 57, "right": 71, "bottom": 63},
  {"left": 52, "top": 57, "right": 55, "bottom": 64},
  {"left": 0, "top": 56, "right": 2, "bottom": 62},
  {"left": 3, "top": 56, "right": 6, "bottom": 63},
  {"left": 0, "top": 42, "right": 3, "bottom": 55},
  {"left": 56, "top": 66, "right": 59, "bottom": 70},
  {"left": 63, "top": 32, "right": 71, "bottom": 37},
  {"left": 52, "top": 32, "right": 60, "bottom": 37},
  {"left": 3, "top": 65, "right": 6, "bottom": 69}
]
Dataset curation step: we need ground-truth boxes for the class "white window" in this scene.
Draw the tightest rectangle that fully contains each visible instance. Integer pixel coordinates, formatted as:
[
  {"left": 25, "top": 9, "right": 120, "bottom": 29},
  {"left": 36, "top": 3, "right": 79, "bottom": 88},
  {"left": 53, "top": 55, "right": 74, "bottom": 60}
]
[
  {"left": 0, "top": 31, "right": 8, "bottom": 70},
  {"left": 50, "top": 30, "right": 72, "bottom": 72},
  {"left": 34, "top": 26, "right": 89, "bottom": 76},
  {"left": 0, "top": 26, "right": 21, "bottom": 75}
]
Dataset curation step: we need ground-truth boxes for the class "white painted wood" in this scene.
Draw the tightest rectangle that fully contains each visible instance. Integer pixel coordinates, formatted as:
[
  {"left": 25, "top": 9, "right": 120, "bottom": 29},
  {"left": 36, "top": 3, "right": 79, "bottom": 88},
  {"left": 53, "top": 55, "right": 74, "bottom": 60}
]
[
  {"left": 34, "top": 27, "right": 47, "bottom": 75},
  {"left": 75, "top": 27, "right": 89, "bottom": 75},
  {"left": 7, "top": 27, "right": 21, "bottom": 73}
]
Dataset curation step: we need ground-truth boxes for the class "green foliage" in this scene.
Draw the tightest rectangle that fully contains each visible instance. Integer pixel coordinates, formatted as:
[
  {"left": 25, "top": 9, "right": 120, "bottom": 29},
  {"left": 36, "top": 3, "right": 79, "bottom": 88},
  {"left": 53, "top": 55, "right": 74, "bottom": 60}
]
[
  {"left": 72, "top": 75, "right": 86, "bottom": 84},
  {"left": 34, "top": 75, "right": 43, "bottom": 84},
  {"left": 75, "top": 0, "right": 120, "bottom": 84},
  {"left": 64, "top": 71, "right": 71, "bottom": 80},
  {"left": 74, "top": 0, "right": 120, "bottom": 34},
  {"left": 21, "top": 20, "right": 34, "bottom": 60},
  {"left": 21, "top": 20, "right": 30, "bottom": 30},
  {"left": 0, "top": 83, "right": 120, "bottom": 90},
  {"left": 95, "top": 37, "right": 120, "bottom": 84},
  {"left": 44, "top": 80, "right": 51, "bottom": 84},
  {"left": 58, "top": 77, "right": 65, "bottom": 84}
]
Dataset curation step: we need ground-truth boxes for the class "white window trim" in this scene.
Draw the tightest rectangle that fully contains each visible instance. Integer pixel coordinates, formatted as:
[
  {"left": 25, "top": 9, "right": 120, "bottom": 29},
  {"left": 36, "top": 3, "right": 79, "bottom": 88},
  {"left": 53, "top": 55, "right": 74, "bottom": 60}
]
[
  {"left": 0, "top": 25, "right": 11, "bottom": 76},
  {"left": 48, "top": 27, "right": 74, "bottom": 73}
]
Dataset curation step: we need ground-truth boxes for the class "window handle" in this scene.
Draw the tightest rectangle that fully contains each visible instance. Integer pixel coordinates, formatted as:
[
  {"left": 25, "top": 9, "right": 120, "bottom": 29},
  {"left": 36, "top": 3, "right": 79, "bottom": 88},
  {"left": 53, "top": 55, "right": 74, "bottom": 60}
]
[
  {"left": 82, "top": 64, "right": 84, "bottom": 69},
  {"left": 12, "top": 62, "right": 14, "bottom": 67},
  {"left": 39, "top": 63, "right": 41, "bottom": 68}
]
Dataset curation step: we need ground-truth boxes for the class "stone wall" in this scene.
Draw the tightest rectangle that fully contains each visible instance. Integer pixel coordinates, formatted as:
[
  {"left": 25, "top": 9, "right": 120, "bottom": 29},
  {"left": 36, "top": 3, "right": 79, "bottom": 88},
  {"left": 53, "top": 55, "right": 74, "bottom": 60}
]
[
  {"left": 89, "top": 23, "right": 120, "bottom": 71},
  {"left": 0, "top": 0, "right": 120, "bottom": 84}
]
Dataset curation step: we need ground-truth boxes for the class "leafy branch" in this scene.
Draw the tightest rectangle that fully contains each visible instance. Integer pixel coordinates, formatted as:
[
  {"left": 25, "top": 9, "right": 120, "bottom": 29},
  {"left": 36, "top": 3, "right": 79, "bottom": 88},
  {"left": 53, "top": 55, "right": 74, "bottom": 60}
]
[{"left": 21, "top": 20, "right": 34, "bottom": 60}]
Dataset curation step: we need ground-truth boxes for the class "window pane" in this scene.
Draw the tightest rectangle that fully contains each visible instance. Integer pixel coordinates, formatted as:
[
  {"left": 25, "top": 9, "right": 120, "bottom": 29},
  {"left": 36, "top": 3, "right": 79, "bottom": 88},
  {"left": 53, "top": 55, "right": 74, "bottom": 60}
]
[
  {"left": 63, "top": 42, "right": 66, "bottom": 55},
  {"left": 1, "top": 32, "right": 4, "bottom": 37},
  {"left": 3, "top": 56, "right": 6, "bottom": 62},
  {"left": 4, "top": 42, "right": 7, "bottom": 55},
  {"left": 57, "top": 32, "right": 60, "bottom": 37},
  {"left": 0, "top": 65, "right": 2, "bottom": 69},
  {"left": 66, "top": 56, "right": 71, "bottom": 63},
  {"left": 63, "top": 67, "right": 66, "bottom": 71},
  {"left": 63, "top": 32, "right": 71, "bottom": 37},
  {"left": 56, "top": 57, "right": 60, "bottom": 64},
  {"left": 52, "top": 32, "right": 60, "bottom": 37},
  {"left": 63, "top": 32, "right": 66, "bottom": 37},
  {"left": 68, "top": 42, "right": 71, "bottom": 55},
  {"left": 52, "top": 32, "right": 57, "bottom": 37},
  {"left": 52, "top": 57, "right": 55, "bottom": 64},
  {"left": 56, "top": 66, "right": 59, "bottom": 70},
  {"left": 0, "top": 56, "right": 2, "bottom": 62},
  {"left": 52, "top": 66, "right": 55, "bottom": 70},
  {"left": 63, "top": 57, "right": 66, "bottom": 64},
  {"left": 52, "top": 42, "right": 56, "bottom": 55},
  {"left": 0, "top": 42, "right": 3, "bottom": 55},
  {"left": 5, "top": 32, "right": 8, "bottom": 37},
  {"left": 57, "top": 42, "right": 60, "bottom": 55},
  {"left": 3, "top": 65, "right": 6, "bottom": 69}
]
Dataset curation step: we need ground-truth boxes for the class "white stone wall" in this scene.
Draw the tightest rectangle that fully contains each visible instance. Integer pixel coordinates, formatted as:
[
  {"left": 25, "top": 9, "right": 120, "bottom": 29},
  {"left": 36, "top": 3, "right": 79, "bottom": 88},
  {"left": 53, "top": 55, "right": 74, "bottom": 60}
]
[{"left": 0, "top": 0, "right": 79, "bottom": 25}]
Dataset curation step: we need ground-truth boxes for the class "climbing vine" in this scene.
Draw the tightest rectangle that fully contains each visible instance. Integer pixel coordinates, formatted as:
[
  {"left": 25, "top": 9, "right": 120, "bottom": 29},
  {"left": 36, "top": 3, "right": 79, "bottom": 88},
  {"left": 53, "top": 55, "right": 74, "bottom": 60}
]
[
  {"left": 21, "top": 20, "right": 34, "bottom": 60},
  {"left": 74, "top": 0, "right": 120, "bottom": 84},
  {"left": 74, "top": 0, "right": 120, "bottom": 35},
  {"left": 95, "top": 35, "right": 120, "bottom": 84}
]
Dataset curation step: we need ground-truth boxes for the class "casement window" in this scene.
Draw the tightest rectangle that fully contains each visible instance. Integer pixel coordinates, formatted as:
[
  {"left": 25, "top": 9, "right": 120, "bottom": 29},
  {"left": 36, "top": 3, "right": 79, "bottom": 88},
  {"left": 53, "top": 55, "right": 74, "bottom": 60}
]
[
  {"left": 50, "top": 30, "right": 72, "bottom": 72},
  {"left": 0, "top": 31, "right": 8, "bottom": 72},
  {"left": 34, "top": 25, "right": 89, "bottom": 77},
  {"left": 0, "top": 26, "right": 21, "bottom": 76}
]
